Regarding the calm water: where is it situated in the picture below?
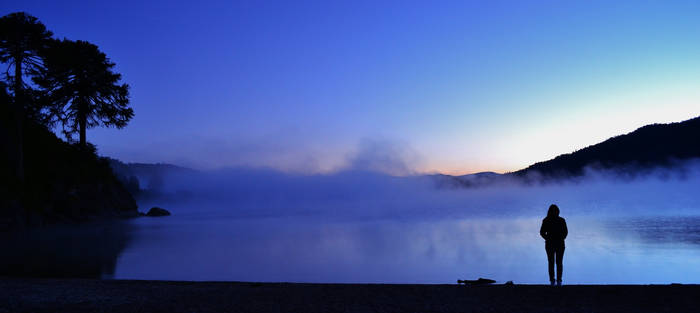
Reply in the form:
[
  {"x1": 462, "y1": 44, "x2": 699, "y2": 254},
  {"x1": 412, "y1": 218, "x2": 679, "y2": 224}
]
[
  {"x1": 8, "y1": 169, "x2": 698, "y2": 284},
  {"x1": 109, "y1": 169, "x2": 700, "y2": 284},
  {"x1": 112, "y1": 211, "x2": 700, "y2": 284}
]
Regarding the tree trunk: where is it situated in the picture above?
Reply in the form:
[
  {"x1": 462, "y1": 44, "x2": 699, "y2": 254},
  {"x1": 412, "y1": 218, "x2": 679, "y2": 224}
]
[
  {"x1": 79, "y1": 107, "x2": 87, "y2": 148},
  {"x1": 12, "y1": 56, "x2": 24, "y2": 182}
]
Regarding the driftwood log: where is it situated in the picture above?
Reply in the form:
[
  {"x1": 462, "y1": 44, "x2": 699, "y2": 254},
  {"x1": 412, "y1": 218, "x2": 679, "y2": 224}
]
[{"x1": 457, "y1": 278, "x2": 496, "y2": 286}]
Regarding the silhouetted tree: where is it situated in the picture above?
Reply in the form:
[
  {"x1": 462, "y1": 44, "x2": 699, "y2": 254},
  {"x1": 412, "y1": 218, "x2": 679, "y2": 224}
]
[
  {"x1": 0, "y1": 12, "x2": 53, "y2": 181},
  {"x1": 37, "y1": 39, "x2": 132, "y2": 147}
]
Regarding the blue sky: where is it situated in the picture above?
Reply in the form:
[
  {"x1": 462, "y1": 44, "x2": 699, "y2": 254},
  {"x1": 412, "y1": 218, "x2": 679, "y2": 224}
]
[{"x1": 3, "y1": 0, "x2": 700, "y2": 174}]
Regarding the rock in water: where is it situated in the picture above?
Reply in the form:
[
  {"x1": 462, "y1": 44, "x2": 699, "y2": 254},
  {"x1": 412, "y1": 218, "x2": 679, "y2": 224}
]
[{"x1": 146, "y1": 207, "x2": 171, "y2": 217}]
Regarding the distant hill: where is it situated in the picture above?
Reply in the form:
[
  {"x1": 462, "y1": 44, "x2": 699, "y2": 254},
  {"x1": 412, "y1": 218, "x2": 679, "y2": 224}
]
[
  {"x1": 512, "y1": 115, "x2": 700, "y2": 180},
  {"x1": 431, "y1": 172, "x2": 503, "y2": 188},
  {"x1": 115, "y1": 115, "x2": 700, "y2": 190},
  {"x1": 432, "y1": 115, "x2": 700, "y2": 187},
  {"x1": 107, "y1": 159, "x2": 195, "y2": 199}
]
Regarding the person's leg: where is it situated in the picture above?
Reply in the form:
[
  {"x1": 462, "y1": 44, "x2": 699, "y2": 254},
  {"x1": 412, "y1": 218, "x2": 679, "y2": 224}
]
[
  {"x1": 556, "y1": 246, "x2": 565, "y2": 284},
  {"x1": 546, "y1": 245, "x2": 555, "y2": 284}
]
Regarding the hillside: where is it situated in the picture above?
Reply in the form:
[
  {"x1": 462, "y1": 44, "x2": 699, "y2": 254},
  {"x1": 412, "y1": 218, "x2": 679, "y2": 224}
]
[
  {"x1": 431, "y1": 172, "x2": 502, "y2": 188},
  {"x1": 434, "y1": 115, "x2": 700, "y2": 186},
  {"x1": 513, "y1": 115, "x2": 700, "y2": 179},
  {"x1": 108, "y1": 159, "x2": 195, "y2": 200},
  {"x1": 0, "y1": 112, "x2": 138, "y2": 229}
]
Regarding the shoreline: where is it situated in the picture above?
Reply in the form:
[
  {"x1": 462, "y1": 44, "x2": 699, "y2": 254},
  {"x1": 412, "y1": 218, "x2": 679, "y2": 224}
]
[{"x1": 1, "y1": 278, "x2": 698, "y2": 313}]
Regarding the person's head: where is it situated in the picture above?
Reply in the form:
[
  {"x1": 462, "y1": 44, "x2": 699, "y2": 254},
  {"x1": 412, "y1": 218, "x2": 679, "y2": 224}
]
[{"x1": 547, "y1": 204, "x2": 560, "y2": 217}]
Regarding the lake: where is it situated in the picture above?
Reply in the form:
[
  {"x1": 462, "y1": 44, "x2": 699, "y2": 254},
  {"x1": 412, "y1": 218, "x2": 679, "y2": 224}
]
[
  {"x1": 5, "y1": 169, "x2": 700, "y2": 284},
  {"x1": 114, "y1": 215, "x2": 700, "y2": 284}
]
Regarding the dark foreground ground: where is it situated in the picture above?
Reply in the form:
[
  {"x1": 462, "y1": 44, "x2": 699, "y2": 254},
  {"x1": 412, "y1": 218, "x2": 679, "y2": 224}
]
[{"x1": 1, "y1": 278, "x2": 698, "y2": 313}]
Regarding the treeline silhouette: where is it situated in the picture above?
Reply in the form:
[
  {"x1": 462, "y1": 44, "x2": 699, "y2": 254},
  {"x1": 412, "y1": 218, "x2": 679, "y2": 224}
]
[
  {"x1": 107, "y1": 158, "x2": 196, "y2": 201},
  {"x1": 513, "y1": 116, "x2": 700, "y2": 180},
  {"x1": 0, "y1": 12, "x2": 136, "y2": 227}
]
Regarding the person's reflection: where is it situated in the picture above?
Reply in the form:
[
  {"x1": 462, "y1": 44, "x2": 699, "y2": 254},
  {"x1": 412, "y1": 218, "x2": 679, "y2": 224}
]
[{"x1": 539, "y1": 204, "x2": 568, "y2": 286}]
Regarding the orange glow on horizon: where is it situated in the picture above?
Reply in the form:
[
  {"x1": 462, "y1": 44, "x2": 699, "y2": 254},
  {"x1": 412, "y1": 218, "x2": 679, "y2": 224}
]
[{"x1": 417, "y1": 164, "x2": 518, "y2": 176}]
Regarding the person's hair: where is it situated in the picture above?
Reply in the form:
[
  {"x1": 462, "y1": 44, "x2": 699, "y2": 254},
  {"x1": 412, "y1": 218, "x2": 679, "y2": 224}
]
[{"x1": 547, "y1": 204, "x2": 560, "y2": 218}]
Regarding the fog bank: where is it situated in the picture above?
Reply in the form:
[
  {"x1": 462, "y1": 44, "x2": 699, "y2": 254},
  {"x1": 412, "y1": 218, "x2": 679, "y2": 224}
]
[{"x1": 138, "y1": 159, "x2": 700, "y2": 220}]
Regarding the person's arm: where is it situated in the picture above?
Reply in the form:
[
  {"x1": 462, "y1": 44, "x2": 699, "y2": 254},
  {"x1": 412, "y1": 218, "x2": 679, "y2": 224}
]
[
  {"x1": 562, "y1": 219, "x2": 568, "y2": 240},
  {"x1": 540, "y1": 220, "x2": 547, "y2": 240}
]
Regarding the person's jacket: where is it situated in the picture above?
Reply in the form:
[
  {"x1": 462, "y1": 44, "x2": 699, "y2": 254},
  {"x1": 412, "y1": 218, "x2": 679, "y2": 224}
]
[{"x1": 540, "y1": 216, "x2": 568, "y2": 246}]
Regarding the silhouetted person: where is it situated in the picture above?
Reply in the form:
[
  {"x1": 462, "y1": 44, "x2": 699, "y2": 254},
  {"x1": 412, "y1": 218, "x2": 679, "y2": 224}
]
[{"x1": 540, "y1": 204, "x2": 567, "y2": 286}]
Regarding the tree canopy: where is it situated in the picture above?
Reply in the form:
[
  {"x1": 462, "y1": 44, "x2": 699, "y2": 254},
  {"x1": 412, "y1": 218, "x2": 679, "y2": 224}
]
[
  {"x1": 0, "y1": 13, "x2": 137, "y2": 226},
  {"x1": 37, "y1": 39, "x2": 133, "y2": 146},
  {"x1": 0, "y1": 12, "x2": 133, "y2": 148},
  {"x1": 0, "y1": 12, "x2": 53, "y2": 100}
]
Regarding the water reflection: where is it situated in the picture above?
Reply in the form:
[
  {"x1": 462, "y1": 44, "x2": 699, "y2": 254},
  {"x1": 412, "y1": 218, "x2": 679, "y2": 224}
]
[
  {"x1": 0, "y1": 221, "x2": 132, "y2": 278},
  {"x1": 606, "y1": 216, "x2": 700, "y2": 246},
  {"x1": 114, "y1": 213, "x2": 700, "y2": 284}
]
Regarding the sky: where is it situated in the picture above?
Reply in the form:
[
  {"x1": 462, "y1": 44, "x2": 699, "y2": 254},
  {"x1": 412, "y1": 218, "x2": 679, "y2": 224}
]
[{"x1": 2, "y1": 0, "x2": 700, "y2": 175}]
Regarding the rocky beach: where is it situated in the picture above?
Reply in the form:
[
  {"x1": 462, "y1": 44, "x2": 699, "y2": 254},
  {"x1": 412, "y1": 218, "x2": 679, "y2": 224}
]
[{"x1": 0, "y1": 278, "x2": 697, "y2": 313}]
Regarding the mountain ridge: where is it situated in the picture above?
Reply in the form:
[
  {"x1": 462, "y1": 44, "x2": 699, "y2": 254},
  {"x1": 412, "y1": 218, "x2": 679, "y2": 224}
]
[
  {"x1": 512, "y1": 115, "x2": 700, "y2": 180},
  {"x1": 109, "y1": 115, "x2": 700, "y2": 187}
]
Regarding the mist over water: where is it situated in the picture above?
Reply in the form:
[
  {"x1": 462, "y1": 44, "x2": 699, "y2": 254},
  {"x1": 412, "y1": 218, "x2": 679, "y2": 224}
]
[{"x1": 115, "y1": 160, "x2": 700, "y2": 284}]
